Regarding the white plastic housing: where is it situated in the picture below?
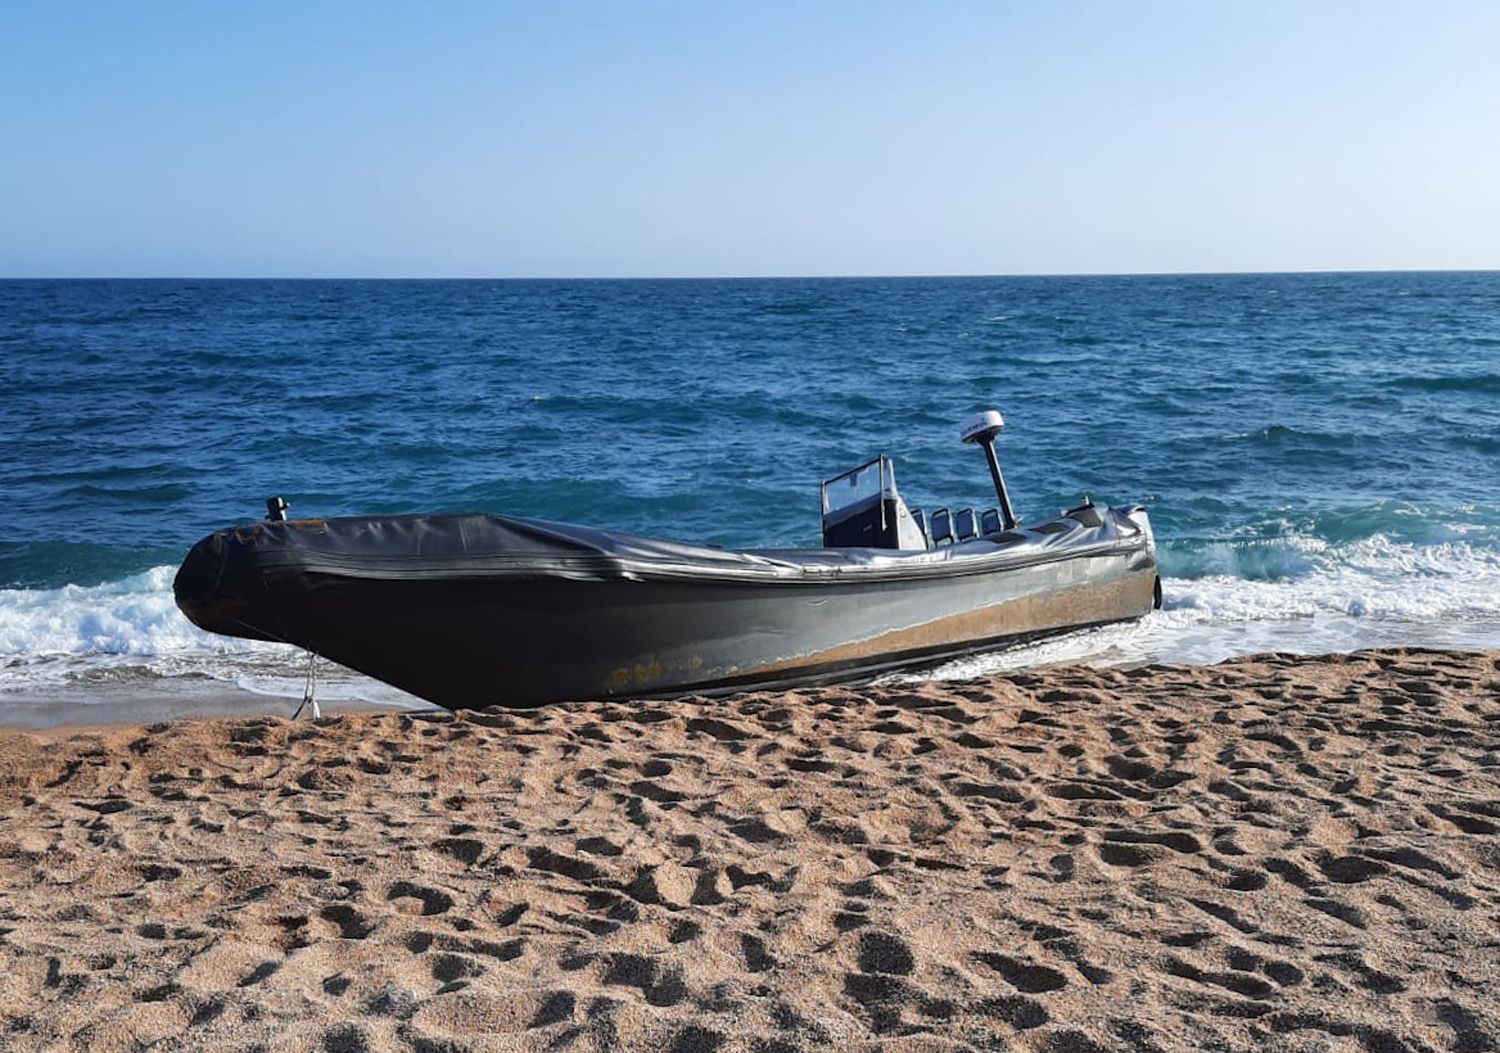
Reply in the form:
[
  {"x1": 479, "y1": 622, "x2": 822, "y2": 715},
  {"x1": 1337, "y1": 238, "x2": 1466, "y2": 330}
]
[{"x1": 960, "y1": 409, "x2": 1005, "y2": 445}]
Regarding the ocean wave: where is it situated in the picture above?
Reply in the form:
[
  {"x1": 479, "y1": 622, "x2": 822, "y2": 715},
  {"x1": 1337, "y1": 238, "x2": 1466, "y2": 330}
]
[
  {"x1": 1161, "y1": 535, "x2": 1500, "y2": 623},
  {"x1": 1236, "y1": 423, "x2": 1360, "y2": 447},
  {"x1": 0, "y1": 567, "x2": 412, "y2": 703},
  {"x1": 1388, "y1": 373, "x2": 1500, "y2": 395},
  {"x1": 15, "y1": 462, "x2": 195, "y2": 486},
  {"x1": 0, "y1": 566, "x2": 263, "y2": 659},
  {"x1": 921, "y1": 535, "x2": 1500, "y2": 681},
  {"x1": 0, "y1": 540, "x2": 186, "y2": 591},
  {"x1": 57, "y1": 482, "x2": 195, "y2": 503},
  {"x1": 1160, "y1": 507, "x2": 1499, "y2": 570}
]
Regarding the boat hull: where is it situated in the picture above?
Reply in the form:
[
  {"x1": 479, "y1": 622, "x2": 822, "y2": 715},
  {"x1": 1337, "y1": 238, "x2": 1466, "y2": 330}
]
[{"x1": 175, "y1": 508, "x2": 1158, "y2": 709}]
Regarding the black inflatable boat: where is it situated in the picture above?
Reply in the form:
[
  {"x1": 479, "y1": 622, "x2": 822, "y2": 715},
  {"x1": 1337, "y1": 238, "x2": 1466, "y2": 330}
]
[{"x1": 175, "y1": 411, "x2": 1159, "y2": 709}]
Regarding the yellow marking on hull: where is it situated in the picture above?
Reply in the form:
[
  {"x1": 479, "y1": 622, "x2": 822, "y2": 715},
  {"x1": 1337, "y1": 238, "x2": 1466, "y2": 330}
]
[
  {"x1": 718, "y1": 571, "x2": 1155, "y2": 680},
  {"x1": 599, "y1": 570, "x2": 1153, "y2": 695}
]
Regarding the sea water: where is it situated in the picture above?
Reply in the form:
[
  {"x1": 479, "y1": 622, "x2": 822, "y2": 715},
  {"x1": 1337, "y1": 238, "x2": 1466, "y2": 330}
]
[{"x1": 2, "y1": 274, "x2": 1498, "y2": 710}]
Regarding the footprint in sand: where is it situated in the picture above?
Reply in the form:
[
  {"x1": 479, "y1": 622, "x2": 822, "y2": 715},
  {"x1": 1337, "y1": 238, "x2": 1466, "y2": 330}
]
[
  {"x1": 387, "y1": 881, "x2": 455, "y2": 916},
  {"x1": 857, "y1": 931, "x2": 914, "y2": 975},
  {"x1": 319, "y1": 904, "x2": 374, "y2": 940},
  {"x1": 974, "y1": 952, "x2": 1069, "y2": 993}
]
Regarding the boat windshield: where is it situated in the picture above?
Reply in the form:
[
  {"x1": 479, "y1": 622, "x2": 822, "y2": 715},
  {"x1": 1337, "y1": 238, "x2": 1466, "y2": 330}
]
[{"x1": 821, "y1": 456, "x2": 894, "y2": 515}]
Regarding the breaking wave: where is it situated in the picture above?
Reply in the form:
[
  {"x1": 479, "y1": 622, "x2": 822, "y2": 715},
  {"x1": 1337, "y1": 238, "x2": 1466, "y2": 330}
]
[
  {"x1": 919, "y1": 532, "x2": 1500, "y2": 681},
  {"x1": 0, "y1": 567, "x2": 416, "y2": 705}
]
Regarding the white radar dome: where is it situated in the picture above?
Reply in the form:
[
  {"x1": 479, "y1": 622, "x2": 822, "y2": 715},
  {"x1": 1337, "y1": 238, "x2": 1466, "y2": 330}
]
[{"x1": 959, "y1": 409, "x2": 1005, "y2": 446}]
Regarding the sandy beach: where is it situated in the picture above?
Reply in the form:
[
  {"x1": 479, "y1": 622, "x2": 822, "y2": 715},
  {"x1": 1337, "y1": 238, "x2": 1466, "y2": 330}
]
[{"x1": 1, "y1": 647, "x2": 1497, "y2": 1052}]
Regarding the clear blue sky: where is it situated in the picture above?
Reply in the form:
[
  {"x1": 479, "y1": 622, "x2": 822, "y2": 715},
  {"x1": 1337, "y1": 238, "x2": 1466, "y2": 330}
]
[{"x1": 2, "y1": 1, "x2": 1497, "y2": 277}]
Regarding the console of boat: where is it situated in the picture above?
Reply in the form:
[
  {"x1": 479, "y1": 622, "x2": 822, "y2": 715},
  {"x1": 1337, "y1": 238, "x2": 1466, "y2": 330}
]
[{"x1": 175, "y1": 409, "x2": 1159, "y2": 709}]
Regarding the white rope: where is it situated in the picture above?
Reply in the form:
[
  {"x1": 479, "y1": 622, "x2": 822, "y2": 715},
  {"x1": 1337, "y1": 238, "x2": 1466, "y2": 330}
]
[{"x1": 292, "y1": 650, "x2": 320, "y2": 720}]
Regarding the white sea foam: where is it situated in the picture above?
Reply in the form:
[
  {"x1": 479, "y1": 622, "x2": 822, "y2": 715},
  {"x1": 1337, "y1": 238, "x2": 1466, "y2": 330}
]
[
  {"x1": 1167, "y1": 534, "x2": 1500, "y2": 621},
  {"x1": 0, "y1": 567, "x2": 417, "y2": 705},
  {"x1": 920, "y1": 533, "x2": 1500, "y2": 681},
  {"x1": 0, "y1": 567, "x2": 216, "y2": 658},
  {"x1": 2, "y1": 534, "x2": 1499, "y2": 705}
]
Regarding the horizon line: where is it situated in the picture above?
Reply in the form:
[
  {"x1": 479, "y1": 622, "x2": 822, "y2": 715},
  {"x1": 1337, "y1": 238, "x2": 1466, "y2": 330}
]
[{"x1": 2, "y1": 267, "x2": 1498, "y2": 282}]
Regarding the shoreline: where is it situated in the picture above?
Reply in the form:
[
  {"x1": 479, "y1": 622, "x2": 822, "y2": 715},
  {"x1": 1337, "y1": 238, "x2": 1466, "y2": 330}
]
[
  {"x1": 2, "y1": 646, "x2": 1497, "y2": 1051},
  {"x1": 2, "y1": 640, "x2": 1495, "y2": 733},
  {"x1": 0, "y1": 679, "x2": 421, "y2": 732}
]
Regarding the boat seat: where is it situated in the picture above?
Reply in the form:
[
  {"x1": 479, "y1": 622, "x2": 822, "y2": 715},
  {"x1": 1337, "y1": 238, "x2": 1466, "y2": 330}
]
[
  {"x1": 911, "y1": 508, "x2": 932, "y2": 549},
  {"x1": 953, "y1": 508, "x2": 979, "y2": 542},
  {"x1": 980, "y1": 508, "x2": 1001, "y2": 535},
  {"x1": 929, "y1": 508, "x2": 954, "y2": 546}
]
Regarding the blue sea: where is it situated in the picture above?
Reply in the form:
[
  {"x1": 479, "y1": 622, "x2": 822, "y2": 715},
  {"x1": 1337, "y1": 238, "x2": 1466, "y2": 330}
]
[{"x1": 2, "y1": 274, "x2": 1498, "y2": 711}]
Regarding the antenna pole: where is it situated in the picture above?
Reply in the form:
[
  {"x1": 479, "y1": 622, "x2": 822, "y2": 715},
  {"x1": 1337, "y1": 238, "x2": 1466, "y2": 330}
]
[
  {"x1": 981, "y1": 440, "x2": 1017, "y2": 530},
  {"x1": 959, "y1": 409, "x2": 1019, "y2": 531}
]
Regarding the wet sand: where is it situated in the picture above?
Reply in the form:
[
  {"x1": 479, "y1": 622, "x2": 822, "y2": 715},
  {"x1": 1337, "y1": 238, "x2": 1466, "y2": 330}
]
[
  {"x1": 1, "y1": 647, "x2": 1497, "y2": 1051},
  {"x1": 0, "y1": 677, "x2": 417, "y2": 731}
]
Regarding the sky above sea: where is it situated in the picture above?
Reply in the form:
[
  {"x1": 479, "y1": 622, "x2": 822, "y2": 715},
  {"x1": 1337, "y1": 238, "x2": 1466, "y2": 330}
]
[{"x1": 1, "y1": 1, "x2": 1498, "y2": 278}]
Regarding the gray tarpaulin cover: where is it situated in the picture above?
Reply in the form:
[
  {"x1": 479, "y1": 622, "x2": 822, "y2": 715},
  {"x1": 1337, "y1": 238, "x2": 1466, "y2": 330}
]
[{"x1": 182, "y1": 507, "x2": 1141, "y2": 589}]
